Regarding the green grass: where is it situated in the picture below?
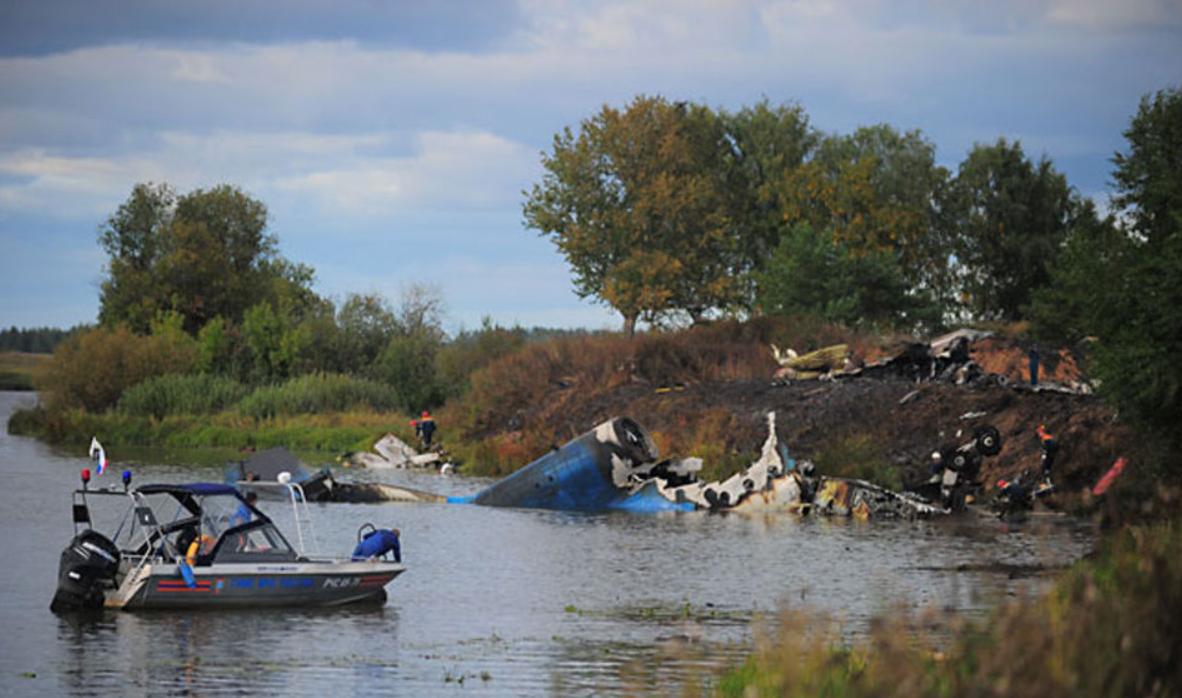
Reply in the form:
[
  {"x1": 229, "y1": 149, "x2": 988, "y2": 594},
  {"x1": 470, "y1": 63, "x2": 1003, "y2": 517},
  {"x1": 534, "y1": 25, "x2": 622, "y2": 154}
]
[{"x1": 7, "y1": 406, "x2": 411, "y2": 454}]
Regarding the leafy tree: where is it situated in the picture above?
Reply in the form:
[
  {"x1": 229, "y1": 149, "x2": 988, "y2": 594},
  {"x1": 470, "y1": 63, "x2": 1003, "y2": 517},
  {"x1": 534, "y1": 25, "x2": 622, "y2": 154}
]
[
  {"x1": 195, "y1": 316, "x2": 234, "y2": 374},
  {"x1": 335, "y1": 293, "x2": 399, "y2": 374},
  {"x1": 98, "y1": 182, "x2": 175, "y2": 332},
  {"x1": 782, "y1": 125, "x2": 954, "y2": 307},
  {"x1": 944, "y1": 139, "x2": 1081, "y2": 321},
  {"x1": 241, "y1": 301, "x2": 310, "y2": 382},
  {"x1": 1088, "y1": 88, "x2": 1182, "y2": 434},
  {"x1": 1112, "y1": 88, "x2": 1182, "y2": 247},
  {"x1": 720, "y1": 100, "x2": 819, "y2": 308},
  {"x1": 374, "y1": 332, "x2": 444, "y2": 412},
  {"x1": 1028, "y1": 203, "x2": 1125, "y2": 343},
  {"x1": 755, "y1": 223, "x2": 938, "y2": 329},
  {"x1": 524, "y1": 95, "x2": 744, "y2": 333},
  {"x1": 98, "y1": 183, "x2": 318, "y2": 335}
]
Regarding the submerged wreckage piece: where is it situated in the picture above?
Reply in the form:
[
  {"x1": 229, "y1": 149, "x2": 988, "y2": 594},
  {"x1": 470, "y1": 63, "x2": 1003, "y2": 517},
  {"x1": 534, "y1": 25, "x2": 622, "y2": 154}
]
[
  {"x1": 812, "y1": 478, "x2": 945, "y2": 519},
  {"x1": 447, "y1": 413, "x2": 946, "y2": 519},
  {"x1": 450, "y1": 417, "x2": 694, "y2": 512},
  {"x1": 341, "y1": 433, "x2": 445, "y2": 469}
]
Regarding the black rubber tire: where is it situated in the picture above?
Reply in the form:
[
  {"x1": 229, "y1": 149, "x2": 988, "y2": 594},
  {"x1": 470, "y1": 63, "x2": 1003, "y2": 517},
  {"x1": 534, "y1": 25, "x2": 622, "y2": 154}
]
[{"x1": 974, "y1": 425, "x2": 1002, "y2": 456}]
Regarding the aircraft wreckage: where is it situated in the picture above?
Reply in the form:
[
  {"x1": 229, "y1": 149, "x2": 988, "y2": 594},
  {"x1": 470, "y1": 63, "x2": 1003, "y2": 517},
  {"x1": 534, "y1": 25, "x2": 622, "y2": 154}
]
[
  {"x1": 242, "y1": 413, "x2": 999, "y2": 517},
  {"x1": 446, "y1": 413, "x2": 967, "y2": 519}
]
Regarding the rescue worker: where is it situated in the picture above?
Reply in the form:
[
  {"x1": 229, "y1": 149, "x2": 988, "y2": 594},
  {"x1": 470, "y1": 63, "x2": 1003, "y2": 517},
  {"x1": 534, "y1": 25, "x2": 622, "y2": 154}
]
[
  {"x1": 929, "y1": 451, "x2": 944, "y2": 478},
  {"x1": 352, "y1": 527, "x2": 401, "y2": 562},
  {"x1": 1036, "y1": 424, "x2": 1058, "y2": 486},
  {"x1": 995, "y1": 478, "x2": 1031, "y2": 518},
  {"x1": 414, "y1": 410, "x2": 437, "y2": 450}
]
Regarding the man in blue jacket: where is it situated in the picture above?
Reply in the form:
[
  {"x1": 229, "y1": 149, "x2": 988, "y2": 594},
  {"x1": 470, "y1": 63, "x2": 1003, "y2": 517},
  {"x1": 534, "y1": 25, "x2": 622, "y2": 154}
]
[{"x1": 352, "y1": 527, "x2": 401, "y2": 562}]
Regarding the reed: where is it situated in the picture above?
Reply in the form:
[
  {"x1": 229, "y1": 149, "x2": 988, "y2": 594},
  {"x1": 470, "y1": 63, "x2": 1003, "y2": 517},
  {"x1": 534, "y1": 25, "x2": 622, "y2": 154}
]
[
  {"x1": 235, "y1": 372, "x2": 400, "y2": 419},
  {"x1": 118, "y1": 373, "x2": 249, "y2": 418}
]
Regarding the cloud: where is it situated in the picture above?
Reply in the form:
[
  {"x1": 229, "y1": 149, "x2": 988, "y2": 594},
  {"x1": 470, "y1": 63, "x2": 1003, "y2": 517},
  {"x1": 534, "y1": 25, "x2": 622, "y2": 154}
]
[
  {"x1": 1046, "y1": 0, "x2": 1182, "y2": 31},
  {"x1": 0, "y1": 127, "x2": 538, "y2": 223},
  {"x1": 274, "y1": 130, "x2": 538, "y2": 215}
]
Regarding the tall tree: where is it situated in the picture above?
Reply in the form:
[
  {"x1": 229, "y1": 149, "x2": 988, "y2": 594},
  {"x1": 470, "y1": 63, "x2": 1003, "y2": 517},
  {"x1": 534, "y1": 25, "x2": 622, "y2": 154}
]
[
  {"x1": 523, "y1": 95, "x2": 743, "y2": 333},
  {"x1": 944, "y1": 139, "x2": 1080, "y2": 321},
  {"x1": 721, "y1": 100, "x2": 818, "y2": 306},
  {"x1": 782, "y1": 126, "x2": 953, "y2": 306},
  {"x1": 97, "y1": 182, "x2": 176, "y2": 332},
  {"x1": 1090, "y1": 88, "x2": 1182, "y2": 434},
  {"x1": 97, "y1": 183, "x2": 317, "y2": 335}
]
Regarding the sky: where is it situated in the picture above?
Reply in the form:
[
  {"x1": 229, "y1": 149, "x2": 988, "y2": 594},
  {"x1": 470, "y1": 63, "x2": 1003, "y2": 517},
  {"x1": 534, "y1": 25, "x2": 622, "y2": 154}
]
[{"x1": 1, "y1": 0, "x2": 1179, "y2": 334}]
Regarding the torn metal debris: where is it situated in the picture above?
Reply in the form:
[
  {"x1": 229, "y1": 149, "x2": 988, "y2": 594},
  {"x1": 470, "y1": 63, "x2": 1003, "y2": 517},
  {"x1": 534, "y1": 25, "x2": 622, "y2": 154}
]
[
  {"x1": 772, "y1": 329, "x2": 1095, "y2": 395},
  {"x1": 447, "y1": 413, "x2": 951, "y2": 519},
  {"x1": 341, "y1": 433, "x2": 448, "y2": 470}
]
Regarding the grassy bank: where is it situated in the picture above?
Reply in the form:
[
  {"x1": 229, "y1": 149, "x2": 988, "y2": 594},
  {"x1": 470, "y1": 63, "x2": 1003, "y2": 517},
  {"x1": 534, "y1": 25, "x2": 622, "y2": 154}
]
[
  {"x1": 0, "y1": 352, "x2": 48, "y2": 390},
  {"x1": 713, "y1": 522, "x2": 1181, "y2": 697},
  {"x1": 8, "y1": 406, "x2": 415, "y2": 454}
]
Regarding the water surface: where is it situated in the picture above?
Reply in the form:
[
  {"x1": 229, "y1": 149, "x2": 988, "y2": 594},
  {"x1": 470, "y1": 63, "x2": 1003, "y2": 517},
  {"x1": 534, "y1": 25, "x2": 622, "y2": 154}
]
[{"x1": 0, "y1": 392, "x2": 1095, "y2": 695}]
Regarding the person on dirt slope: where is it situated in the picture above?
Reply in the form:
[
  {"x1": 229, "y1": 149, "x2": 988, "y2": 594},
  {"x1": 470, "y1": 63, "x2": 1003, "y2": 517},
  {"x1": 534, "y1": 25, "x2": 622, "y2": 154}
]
[{"x1": 1037, "y1": 424, "x2": 1058, "y2": 486}]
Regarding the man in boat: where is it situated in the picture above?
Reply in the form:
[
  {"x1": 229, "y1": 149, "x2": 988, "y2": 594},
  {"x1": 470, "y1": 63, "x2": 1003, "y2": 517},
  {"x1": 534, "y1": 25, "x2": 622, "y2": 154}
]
[
  {"x1": 231, "y1": 491, "x2": 258, "y2": 527},
  {"x1": 353, "y1": 527, "x2": 401, "y2": 563},
  {"x1": 415, "y1": 410, "x2": 437, "y2": 449}
]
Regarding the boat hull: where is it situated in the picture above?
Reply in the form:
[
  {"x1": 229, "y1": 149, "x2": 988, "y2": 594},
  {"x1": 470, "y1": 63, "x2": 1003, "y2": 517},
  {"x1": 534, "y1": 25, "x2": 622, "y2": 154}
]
[{"x1": 111, "y1": 560, "x2": 405, "y2": 610}]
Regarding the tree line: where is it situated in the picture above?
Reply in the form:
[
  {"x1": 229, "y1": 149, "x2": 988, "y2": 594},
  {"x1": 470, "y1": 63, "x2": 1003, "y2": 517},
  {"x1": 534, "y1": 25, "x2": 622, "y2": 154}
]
[
  {"x1": 528, "y1": 87, "x2": 1182, "y2": 468},
  {"x1": 524, "y1": 96, "x2": 1095, "y2": 332},
  {"x1": 0, "y1": 326, "x2": 82, "y2": 353}
]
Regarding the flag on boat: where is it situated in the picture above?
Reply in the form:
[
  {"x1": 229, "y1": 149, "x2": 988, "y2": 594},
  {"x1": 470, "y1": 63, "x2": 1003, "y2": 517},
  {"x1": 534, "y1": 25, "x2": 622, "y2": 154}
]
[{"x1": 89, "y1": 437, "x2": 108, "y2": 476}]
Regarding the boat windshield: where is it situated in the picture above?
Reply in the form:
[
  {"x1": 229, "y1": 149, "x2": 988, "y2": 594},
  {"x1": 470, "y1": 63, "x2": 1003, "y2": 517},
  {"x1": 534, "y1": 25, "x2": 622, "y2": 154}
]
[{"x1": 210, "y1": 520, "x2": 299, "y2": 563}]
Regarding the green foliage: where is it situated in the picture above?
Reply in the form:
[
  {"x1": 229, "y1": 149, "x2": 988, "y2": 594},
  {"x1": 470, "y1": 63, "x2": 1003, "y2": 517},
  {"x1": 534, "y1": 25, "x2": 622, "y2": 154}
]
[
  {"x1": 8, "y1": 404, "x2": 408, "y2": 453},
  {"x1": 195, "y1": 316, "x2": 234, "y2": 374},
  {"x1": 1112, "y1": 88, "x2": 1182, "y2": 247},
  {"x1": 944, "y1": 138, "x2": 1082, "y2": 321},
  {"x1": 756, "y1": 223, "x2": 939, "y2": 330},
  {"x1": 241, "y1": 301, "x2": 310, "y2": 382},
  {"x1": 235, "y1": 373, "x2": 399, "y2": 419},
  {"x1": 785, "y1": 125, "x2": 954, "y2": 304},
  {"x1": 373, "y1": 332, "x2": 445, "y2": 412},
  {"x1": 524, "y1": 95, "x2": 747, "y2": 331},
  {"x1": 1032, "y1": 87, "x2": 1182, "y2": 448},
  {"x1": 98, "y1": 182, "x2": 318, "y2": 334},
  {"x1": 39, "y1": 324, "x2": 197, "y2": 412},
  {"x1": 334, "y1": 293, "x2": 399, "y2": 374},
  {"x1": 118, "y1": 373, "x2": 248, "y2": 419}
]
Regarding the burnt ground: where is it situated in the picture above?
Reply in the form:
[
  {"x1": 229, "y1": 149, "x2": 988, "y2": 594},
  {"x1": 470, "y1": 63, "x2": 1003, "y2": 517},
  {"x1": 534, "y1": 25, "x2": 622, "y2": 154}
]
[
  {"x1": 453, "y1": 331, "x2": 1133, "y2": 507},
  {"x1": 514, "y1": 374, "x2": 1129, "y2": 503}
]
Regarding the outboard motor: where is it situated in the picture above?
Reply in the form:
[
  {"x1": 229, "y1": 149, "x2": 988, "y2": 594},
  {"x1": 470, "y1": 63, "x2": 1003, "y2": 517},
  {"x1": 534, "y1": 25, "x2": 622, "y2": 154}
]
[{"x1": 50, "y1": 530, "x2": 120, "y2": 612}]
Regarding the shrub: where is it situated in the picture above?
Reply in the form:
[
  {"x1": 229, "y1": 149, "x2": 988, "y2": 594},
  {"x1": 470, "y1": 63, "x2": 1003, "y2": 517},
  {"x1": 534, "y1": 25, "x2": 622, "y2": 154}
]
[
  {"x1": 38, "y1": 324, "x2": 197, "y2": 412},
  {"x1": 236, "y1": 372, "x2": 399, "y2": 419},
  {"x1": 118, "y1": 373, "x2": 248, "y2": 419}
]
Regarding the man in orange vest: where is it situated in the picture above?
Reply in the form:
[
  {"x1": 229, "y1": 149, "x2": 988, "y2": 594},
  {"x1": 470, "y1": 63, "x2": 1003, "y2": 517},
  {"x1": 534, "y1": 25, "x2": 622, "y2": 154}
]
[
  {"x1": 415, "y1": 410, "x2": 437, "y2": 449},
  {"x1": 1036, "y1": 424, "x2": 1058, "y2": 486}
]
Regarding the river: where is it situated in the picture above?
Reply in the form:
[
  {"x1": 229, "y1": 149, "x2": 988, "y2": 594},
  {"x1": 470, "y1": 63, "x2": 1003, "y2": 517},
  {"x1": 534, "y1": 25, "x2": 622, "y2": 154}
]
[{"x1": 0, "y1": 391, "x2": 1095, "y2": 696}]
